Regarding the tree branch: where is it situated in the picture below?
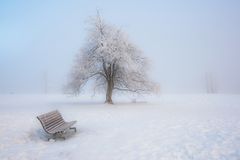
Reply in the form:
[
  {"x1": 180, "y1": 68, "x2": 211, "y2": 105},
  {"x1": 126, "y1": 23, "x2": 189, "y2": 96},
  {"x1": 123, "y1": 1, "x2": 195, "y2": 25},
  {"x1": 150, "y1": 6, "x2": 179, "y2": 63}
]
[
  {"x1": 113, "y1": 87, "x2": 148, "y2": 93},
  {"x1": 85, "y1": 71, "x2": 107, "y2": 81}
]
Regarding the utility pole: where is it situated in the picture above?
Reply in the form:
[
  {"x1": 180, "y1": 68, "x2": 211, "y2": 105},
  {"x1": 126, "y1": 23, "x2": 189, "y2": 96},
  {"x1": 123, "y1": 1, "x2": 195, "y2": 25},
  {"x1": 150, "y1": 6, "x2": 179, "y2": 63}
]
[{"x1": 44, "y1": 71, "x2": 48, "y2": 94}]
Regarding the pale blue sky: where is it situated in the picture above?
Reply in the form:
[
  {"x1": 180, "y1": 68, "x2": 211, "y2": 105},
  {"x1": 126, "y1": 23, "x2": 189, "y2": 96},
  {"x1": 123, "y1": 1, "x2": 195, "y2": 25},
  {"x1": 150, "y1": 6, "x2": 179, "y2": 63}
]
[{"x1": 1, "y1": 0, "x2": 240, "y2": 94}]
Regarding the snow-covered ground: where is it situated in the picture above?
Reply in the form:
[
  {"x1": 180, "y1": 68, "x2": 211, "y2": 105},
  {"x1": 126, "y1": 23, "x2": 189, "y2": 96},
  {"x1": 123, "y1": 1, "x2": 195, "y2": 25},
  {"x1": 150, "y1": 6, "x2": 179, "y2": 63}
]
[{"x1": 0, "y1": 94, "x2": 240, "y2": 160}]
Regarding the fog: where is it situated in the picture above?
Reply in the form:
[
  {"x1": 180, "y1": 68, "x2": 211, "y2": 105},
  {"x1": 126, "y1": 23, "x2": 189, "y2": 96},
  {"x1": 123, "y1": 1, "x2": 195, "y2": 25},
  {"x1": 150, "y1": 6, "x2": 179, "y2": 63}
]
[{"x1": 1, "y1": 0, "x2": 240, "y2": 94}]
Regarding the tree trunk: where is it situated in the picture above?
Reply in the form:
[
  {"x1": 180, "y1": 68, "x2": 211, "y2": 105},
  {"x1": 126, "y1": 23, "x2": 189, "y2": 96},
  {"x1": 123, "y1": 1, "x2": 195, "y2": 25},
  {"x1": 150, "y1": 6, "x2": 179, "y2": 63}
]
[{"x1": 105, "y1": 80, "x2": 113, "y2": 104}]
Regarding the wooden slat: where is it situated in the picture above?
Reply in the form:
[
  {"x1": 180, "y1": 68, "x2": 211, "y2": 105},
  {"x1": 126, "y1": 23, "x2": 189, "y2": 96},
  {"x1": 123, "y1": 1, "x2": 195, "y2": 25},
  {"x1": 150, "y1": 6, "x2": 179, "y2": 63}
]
[
  {"x1": 45, "y1": 118, "x2": 64, "y2": 128},
  {"x1": 38, "y1": 111, "x2": 61, "y2": 122},
  {"x1": 44, "y1": 115, "x2": 62, "y2": 122},
  {"x1": 44, "y1": 116, "x2": 64, "y2": 126},
  {"x1": 38, "y1": 110, "x2": 58, "y2": 119},
  {"x1": 46, "y1": 120, "x2": 65, "y2": 130},
  {"x1": 43, "y1": 112, "x2": 62, "y2": 119},
  {"x1": 49, "y1": 121, "x2": 77, "y2": 133}
]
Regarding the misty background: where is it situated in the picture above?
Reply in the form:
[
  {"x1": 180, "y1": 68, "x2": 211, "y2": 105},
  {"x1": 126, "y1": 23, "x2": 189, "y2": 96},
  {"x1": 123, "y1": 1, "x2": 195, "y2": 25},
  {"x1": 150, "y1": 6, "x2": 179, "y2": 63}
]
[{"x1": 1, "y1": 0, "x2": 240, "y2": 94}]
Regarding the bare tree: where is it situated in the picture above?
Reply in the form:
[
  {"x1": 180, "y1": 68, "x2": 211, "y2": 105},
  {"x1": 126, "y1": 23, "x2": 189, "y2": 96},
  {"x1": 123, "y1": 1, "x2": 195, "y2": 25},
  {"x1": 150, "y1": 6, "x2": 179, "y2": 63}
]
[
  {"x1": 205, "y1": 72, "x2": 217, "y2": 93},
  {"x1": 67, "y1": 14, "x2": 156, "y2": 104}
]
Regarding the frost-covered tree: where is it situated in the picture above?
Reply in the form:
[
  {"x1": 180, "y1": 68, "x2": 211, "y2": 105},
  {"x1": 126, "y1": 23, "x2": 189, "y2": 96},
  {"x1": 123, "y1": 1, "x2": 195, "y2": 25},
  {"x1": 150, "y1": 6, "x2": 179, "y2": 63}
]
[{"x1": 67, "y1": 14, "x2": 156, "y2": 104}]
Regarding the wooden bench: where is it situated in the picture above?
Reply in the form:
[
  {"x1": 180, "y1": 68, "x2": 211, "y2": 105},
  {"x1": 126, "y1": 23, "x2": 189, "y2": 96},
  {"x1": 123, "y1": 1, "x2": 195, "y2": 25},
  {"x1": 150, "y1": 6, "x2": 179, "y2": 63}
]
[{"x1": 37, "y1": 110, "x2": 77, "y2": 140}]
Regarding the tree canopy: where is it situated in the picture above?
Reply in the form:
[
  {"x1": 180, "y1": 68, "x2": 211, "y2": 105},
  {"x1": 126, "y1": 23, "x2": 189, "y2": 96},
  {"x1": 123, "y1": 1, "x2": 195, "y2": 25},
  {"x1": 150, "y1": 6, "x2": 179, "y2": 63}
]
[{"x1": 67, "y1": 14, "x2": 157, "y2": 103}]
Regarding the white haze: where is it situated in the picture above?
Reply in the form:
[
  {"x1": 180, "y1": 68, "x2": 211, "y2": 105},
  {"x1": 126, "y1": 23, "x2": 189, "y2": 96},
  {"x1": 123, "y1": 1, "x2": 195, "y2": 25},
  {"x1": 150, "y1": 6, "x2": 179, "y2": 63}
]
[{"x1": 0, "y1": 0, "x2": 240, "y2": 94}]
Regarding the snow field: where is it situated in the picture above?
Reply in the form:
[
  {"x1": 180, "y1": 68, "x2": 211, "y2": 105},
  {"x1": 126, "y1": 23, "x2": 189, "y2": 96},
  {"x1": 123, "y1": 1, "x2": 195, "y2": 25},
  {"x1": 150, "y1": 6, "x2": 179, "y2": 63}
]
[{"x1": 0, "y1": 94, "x2": 240, "y2": 160}]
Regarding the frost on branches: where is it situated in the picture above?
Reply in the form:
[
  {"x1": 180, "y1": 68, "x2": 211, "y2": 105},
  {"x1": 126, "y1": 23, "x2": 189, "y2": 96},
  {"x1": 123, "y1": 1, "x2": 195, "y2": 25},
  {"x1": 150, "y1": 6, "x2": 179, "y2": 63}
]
[{"x1": 67, "y1": 15, "x2": 157, "y2": 104}]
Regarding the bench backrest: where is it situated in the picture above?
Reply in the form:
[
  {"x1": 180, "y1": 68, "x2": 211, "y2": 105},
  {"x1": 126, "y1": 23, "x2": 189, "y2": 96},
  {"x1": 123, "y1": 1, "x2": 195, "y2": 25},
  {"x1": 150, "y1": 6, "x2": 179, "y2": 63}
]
[{"x1": 37, "y1": 110, "x2": 65, "y2": 134}]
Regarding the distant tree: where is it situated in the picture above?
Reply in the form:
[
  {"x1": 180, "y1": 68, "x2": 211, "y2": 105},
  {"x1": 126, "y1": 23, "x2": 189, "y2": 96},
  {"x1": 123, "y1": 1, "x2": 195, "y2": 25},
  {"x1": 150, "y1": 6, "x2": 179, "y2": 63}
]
[
  {"x1": 67, "y1": 14, "x2": 157, "y2": 104},
  {"x1": 205, "y1": 72, "x2": 217, "y2": 93}
]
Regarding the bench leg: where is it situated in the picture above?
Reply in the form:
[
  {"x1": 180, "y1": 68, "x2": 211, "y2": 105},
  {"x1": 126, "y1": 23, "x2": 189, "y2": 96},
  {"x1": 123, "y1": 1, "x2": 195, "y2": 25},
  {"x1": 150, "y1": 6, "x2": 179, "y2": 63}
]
[
  {"x1": 47, "y1": 128, "x2": 76, "y2": 141},
  {"x1": 49, "y1": 132, "x2": 65, "y2": 140},
  {"x1": 58, "y1": 131, "x2": 66, "y2": 140},
  {"x1": 48, "y1": 134, "x2": 57, "y2": 141},
  {"x1": 70, "y1": 127, "x2": 77, "y2": 132}
]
